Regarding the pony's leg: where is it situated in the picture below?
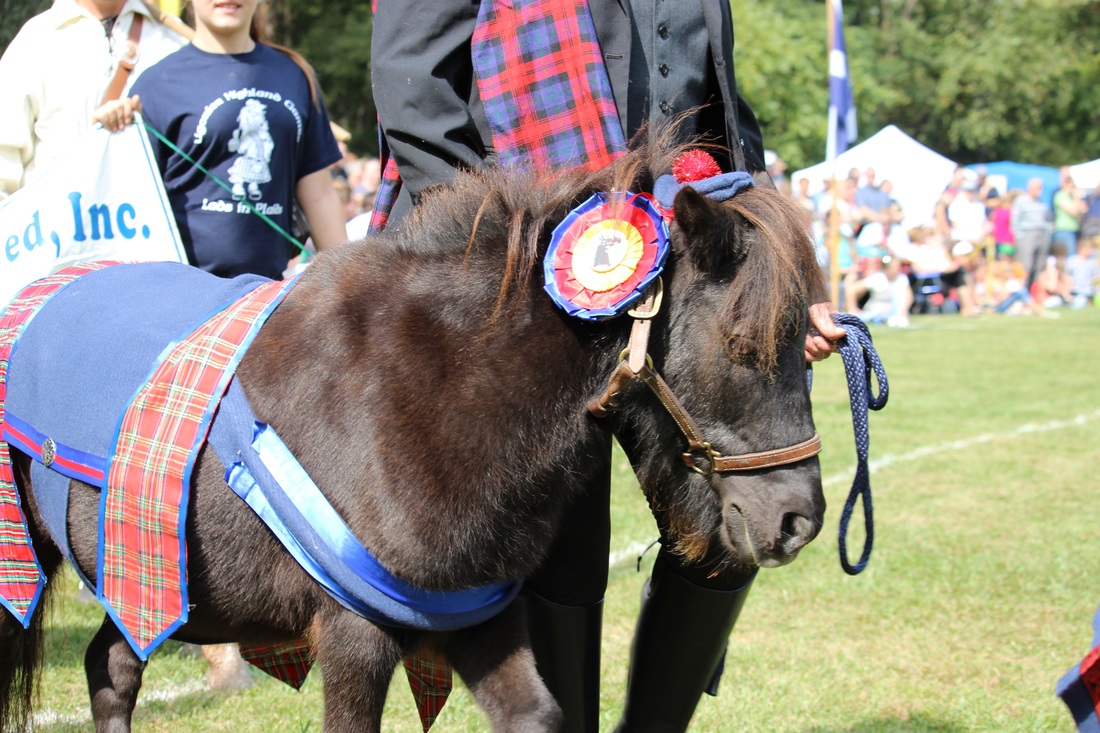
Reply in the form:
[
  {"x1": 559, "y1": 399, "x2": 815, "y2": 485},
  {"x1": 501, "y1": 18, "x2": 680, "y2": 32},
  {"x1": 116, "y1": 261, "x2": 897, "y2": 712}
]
[
  {"x1": 316, "y1": 612, "x2": 404, "y2": 733},
  {"x1": 450, "y1": 601, "x2": 563, "y2": 732},
  {"x1": 0, "y1": 479, "x2": 64, "y2": 731},
  {"x1": 85, "y1": 615, "x2": 146, "y2": 733},
  {"x1": 201, "y1": 643, "x2": 252, "y2": 690}
]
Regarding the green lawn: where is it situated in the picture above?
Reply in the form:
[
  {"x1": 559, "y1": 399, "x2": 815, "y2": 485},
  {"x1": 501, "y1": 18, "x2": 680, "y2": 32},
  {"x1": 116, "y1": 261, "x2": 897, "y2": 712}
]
[{"x1": 28, "y1": 307, "x2": 1100, "y2": 731}]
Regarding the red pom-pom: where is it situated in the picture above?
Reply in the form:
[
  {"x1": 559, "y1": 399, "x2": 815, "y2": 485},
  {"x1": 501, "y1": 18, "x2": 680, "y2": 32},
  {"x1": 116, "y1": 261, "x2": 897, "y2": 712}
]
[{"x1": 672, "y1": 150, "x2": 721, "y2": 183}]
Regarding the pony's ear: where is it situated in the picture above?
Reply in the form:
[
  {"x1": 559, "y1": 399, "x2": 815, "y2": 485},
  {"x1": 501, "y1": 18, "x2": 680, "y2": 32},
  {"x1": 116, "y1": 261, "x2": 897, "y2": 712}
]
[
  {"x1": 672, "y1": 186, "x2": 749, "y2": 276},
  {"x1": 672, "y1": 185, "x2": 722, "y2": 242}
]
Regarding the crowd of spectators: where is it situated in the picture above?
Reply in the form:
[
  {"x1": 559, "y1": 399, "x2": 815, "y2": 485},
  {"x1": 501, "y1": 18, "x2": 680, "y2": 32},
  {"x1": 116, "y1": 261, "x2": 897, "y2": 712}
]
[
  {"x1": 787, "y1": 156, "x2": 1100, "y2": 327},
  {"x1": 322, "y1": 145, "x2": 1100, "y2": 330}
]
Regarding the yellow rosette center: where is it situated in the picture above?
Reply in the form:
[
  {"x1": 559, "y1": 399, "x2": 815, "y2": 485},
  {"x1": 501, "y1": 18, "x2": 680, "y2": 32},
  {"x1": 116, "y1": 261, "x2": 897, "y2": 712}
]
[{"x1": 571, "y1": 220, "x2": 645, "y2": 292}]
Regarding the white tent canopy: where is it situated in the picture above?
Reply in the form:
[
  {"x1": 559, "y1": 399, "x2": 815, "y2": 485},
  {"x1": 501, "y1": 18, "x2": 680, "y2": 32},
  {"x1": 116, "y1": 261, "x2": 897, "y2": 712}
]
[
  {"x1": 1068, "y1": 159, "x2": 1100, "y2": 191},
  {"x1": 791, "y1": 125, "x2": 958, "y2": 229}
]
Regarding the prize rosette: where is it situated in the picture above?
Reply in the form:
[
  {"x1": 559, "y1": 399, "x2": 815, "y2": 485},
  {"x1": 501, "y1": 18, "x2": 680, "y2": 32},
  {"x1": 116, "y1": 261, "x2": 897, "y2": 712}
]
[{"x1": 543, "y1": 191, "x2": 670, "y2": 321}]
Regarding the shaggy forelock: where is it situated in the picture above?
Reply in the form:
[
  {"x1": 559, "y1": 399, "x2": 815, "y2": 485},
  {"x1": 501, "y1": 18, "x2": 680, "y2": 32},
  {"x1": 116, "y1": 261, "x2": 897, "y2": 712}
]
[{"x1": 716, "y1": 187, "x2": 820, "y2": 373}]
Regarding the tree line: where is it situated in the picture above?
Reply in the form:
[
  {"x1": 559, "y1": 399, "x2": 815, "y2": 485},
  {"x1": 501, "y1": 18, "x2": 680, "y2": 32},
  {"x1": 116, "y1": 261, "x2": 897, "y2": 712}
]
[{"x1": 4, "y1": 0, "x2": 1098, "y2": 169}]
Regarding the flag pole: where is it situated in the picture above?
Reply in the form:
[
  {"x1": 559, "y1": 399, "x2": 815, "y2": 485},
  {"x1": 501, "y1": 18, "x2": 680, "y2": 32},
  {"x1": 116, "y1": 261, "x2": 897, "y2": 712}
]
[{"x1": 826, "y1": 0, "x2": 842, "y2": 309}]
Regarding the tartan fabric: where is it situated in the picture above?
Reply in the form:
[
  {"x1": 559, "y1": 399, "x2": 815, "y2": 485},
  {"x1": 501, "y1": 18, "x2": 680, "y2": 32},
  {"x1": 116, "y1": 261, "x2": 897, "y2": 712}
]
[
  {"x1": 369, "y1": 0, "x2": 626, "y2": 235},
  {"x1": 472, "y1": 0, "x2": 626, "y2": 171},
  {"x1": 0, "y1": 262, "x2": 115, "y2": 626},
  {"x1": 367, "y1": 153, "x2": 401, "y2": 236},
  {"x1": 99, "y1": 276, "x2": 298, "y2": 658},
  {"x1": 1084, "y1": 645, "x2": 1100, "y2": 719},
  {"x1": 239, "y1": 640, "x2": 315, "y2": 690},
  {"x1": 1057, "y1": 602, "x2": 1100, "y2": 732},
  {"x1": 404, "y1": 648, "x2": 455, "y2": 733}
]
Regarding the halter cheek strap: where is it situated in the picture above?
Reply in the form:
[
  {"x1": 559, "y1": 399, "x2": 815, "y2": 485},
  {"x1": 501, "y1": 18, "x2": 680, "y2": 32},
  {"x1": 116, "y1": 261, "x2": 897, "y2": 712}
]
[{"x1": 588, "y1": 280, "x2": 822, "y2": 475}]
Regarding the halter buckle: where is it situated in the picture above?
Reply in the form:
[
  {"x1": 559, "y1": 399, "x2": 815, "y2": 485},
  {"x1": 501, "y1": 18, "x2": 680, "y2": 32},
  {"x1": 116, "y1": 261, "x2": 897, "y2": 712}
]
[
  {"x1": 683, "y1": 442, "x2": 721, "y2": 476},
  {"x1": 627, "y1": 278, "x2": 663, "y2": 319}
]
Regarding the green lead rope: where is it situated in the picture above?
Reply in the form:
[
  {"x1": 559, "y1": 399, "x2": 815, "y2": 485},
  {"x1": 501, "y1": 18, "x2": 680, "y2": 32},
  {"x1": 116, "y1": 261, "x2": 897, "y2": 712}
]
[{"x1": 138, "y1": 115, "x2": 312, "y2": 260}]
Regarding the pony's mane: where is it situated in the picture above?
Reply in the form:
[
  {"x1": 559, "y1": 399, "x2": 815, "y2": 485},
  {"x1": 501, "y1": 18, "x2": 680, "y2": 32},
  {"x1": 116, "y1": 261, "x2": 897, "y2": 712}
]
[
  {"x1": 714, "y1": 185, "x2": 823, "y2": 373},
  {"x1": 393, "y1": 141, "x2": 821, "y2": 370},
  {"x1": 397, "y1": 145, "x2": 665, "y2": 314}
]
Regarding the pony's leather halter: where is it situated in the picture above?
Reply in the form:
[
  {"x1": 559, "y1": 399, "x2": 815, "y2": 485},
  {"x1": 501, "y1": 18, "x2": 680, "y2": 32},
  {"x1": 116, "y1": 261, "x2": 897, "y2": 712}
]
[{"x1": 588, "y1": 280, "x2": 822, "y2": 476}]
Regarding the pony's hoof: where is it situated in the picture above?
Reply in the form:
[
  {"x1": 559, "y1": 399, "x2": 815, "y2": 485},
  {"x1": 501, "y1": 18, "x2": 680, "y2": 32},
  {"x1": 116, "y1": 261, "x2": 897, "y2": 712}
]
[{"x1": 202, "y1": 643, "x2": 254, "y2": 691}]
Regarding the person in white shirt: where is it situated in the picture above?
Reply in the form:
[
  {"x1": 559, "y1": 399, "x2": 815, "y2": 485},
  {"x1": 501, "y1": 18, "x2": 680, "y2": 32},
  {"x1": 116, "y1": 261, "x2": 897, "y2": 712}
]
[
  {"x1": 947, "y1": 178, "x2": 988, "y2": 247},
  {"x1": 846, "y1": 255, "x2": 913, "y2": 327},
  {"x1": 0, "y1": 0, "x2": 188, "y2": 199}
]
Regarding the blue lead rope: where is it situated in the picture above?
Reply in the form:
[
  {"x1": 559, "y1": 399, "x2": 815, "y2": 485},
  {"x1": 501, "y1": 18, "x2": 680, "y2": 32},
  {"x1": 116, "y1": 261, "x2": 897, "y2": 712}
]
[{"x1": 814, "y1": 314, "x2": 889, "y2": 575}]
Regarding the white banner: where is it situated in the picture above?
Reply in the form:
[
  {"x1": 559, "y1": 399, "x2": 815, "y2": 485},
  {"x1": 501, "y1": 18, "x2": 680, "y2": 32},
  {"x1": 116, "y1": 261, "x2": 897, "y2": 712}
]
[{"x1": 0, "y1": 122, "x2": 186, "y2": 306}]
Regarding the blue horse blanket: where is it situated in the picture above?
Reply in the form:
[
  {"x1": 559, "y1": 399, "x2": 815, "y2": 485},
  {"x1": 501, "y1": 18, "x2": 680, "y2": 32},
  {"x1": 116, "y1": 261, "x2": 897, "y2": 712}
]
[
  {"x1": 4, "y1": 262, "x2": 269, "y2": 577},
  {"x1": 1, "y1": 262, "x2": 518, "y2": 669}
]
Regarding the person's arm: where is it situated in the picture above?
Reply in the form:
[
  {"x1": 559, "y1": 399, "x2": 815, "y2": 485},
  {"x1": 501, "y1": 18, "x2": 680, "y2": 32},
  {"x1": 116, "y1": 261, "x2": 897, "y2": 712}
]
[
  {"x1": 296, "y1": 169, "x2": 346, "y2": 252},
  {"x1": 371, "y1": 0, "x2": 485, "y2": 202},
  {"x1": 1073, "y1": 190, "x2": 1088, "y2": 217},
  {"x1": 0, "y1": 38, "x2": 36, "y2": 199}
]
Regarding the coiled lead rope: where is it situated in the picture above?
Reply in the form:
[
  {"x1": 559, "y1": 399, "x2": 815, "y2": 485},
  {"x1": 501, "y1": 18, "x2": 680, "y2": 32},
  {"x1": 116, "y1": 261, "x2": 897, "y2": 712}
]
[{"x1": 811, "y1": 314, "x2": 889, "y2": 575}]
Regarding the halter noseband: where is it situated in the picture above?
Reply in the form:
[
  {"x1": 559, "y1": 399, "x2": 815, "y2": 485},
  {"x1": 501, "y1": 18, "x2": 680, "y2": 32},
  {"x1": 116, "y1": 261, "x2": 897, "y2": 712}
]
[{"x1": 588, "y1": 280, "x2": 822, "y2": 476}]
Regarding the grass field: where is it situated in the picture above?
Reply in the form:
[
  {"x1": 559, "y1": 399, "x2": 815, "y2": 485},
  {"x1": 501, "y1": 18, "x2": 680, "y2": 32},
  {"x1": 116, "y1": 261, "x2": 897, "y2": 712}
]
[{"x1": 26, "y1": 307, "x2": 1100, "y2": 732}]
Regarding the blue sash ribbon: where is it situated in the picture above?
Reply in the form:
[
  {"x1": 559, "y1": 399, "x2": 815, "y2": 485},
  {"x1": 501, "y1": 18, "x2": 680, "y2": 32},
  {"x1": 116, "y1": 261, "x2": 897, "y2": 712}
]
[{"x1": 218, "y1": 390, "x2": 519, "y2": 630}]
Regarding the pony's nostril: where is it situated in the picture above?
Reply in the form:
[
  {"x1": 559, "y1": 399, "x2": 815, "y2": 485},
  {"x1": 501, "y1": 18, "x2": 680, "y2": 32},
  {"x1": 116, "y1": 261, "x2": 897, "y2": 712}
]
[{"x1": 780, "y1": 513, "x2": 816, "y2": 553}]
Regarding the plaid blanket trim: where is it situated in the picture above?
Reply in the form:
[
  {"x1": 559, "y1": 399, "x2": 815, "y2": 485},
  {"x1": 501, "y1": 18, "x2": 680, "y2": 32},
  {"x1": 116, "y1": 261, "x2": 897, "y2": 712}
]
[
  {"x1": 97, "y1": 276, "x2": 298, "y2": 659},
  {"x1": 0, "y1": 261, "x2": 117, "y2": 626},
  {"x1": 239, "y1": 640, "x2": 315, "y2": 690},
  {"x1": 367, "y1": 154, "x2": 401, "y2": 236},
  {"x1": 404, "y1": 648, "x2": 455, "y2": 733},
  {"x1": 1084, "y1": 645, "x2": 1100, "y2": 721}
]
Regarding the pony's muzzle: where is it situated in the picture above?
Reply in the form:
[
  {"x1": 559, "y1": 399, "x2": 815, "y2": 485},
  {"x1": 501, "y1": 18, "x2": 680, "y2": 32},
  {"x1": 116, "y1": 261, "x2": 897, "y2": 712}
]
[{"x1": 718, "y1": 467, "x2": 825, "y2": 568}]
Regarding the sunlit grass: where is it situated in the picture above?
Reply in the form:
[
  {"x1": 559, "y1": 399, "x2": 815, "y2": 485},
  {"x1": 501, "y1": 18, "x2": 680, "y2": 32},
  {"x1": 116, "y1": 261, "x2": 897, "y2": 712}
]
[{"x1": 29, "y1": 308, "x2": 1098, "y2": 731}]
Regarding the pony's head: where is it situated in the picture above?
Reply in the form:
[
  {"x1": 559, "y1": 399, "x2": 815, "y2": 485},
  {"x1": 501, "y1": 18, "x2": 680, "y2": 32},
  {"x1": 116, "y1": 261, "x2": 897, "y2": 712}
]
[
  {"x1": 380, "y1": 140, "x2": 825, "y2": 577},
  {"x1": 606, "y1": 165, "x2": 826, "y2": 572}
]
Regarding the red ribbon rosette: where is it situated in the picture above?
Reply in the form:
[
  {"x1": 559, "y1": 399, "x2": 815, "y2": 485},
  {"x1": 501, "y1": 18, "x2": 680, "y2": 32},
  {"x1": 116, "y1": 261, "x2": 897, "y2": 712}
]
[{"x1": 543, "y1": 192, "x2": 669, "y2": 320}]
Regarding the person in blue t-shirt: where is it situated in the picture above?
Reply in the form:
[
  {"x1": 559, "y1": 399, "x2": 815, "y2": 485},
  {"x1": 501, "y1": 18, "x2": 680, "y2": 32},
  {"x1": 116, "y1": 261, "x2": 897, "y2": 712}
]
[
  {"x1": 93, "y1": 0, "x2": 345, "y2": 280},
  {"x1": 91, "y1": 0, "x2": 346, "y2": 691}
]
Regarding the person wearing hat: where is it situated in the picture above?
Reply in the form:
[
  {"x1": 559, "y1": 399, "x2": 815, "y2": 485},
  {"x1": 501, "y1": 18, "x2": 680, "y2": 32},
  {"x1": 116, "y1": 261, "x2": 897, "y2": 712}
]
[
  {"x1": 948, "y1": 175, "x2": 988, "y2": 250},
  {"x1": 764, "y1": 149, "x2": 789, "y2": 196}
]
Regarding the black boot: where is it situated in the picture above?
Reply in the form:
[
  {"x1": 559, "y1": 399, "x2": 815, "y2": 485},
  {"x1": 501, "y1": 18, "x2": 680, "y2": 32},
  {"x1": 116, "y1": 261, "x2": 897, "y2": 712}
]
[
  {"x1": 525, "y1": 591, "x2": 603, "y2": 733},
  {"x1": 614, "y1": 557, "x2": 755, "y2": 733}
]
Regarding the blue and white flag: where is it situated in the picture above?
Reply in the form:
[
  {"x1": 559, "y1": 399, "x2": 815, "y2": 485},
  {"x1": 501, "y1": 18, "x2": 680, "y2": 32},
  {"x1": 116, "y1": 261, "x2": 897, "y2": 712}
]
[
  {"x1": 826, "y1": 0, "x2": 858, "y2": 162},
  {"x1": 0, "y1": 122, "x2": 186, "y2": 307}
]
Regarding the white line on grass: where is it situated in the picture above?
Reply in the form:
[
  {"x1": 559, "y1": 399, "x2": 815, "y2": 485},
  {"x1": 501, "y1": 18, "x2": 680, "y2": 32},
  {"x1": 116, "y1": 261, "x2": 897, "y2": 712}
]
[
  {"x1": 821, "y1": 408, "x2": 1100, "y2": 488},
  {"x1": 609, "y1": 408, "x2": 1100, "y2": 568},
  {"x1": 32, "y1": 679, "x2": 205, "y2": 729},
  {"x1": 609, "y1": 540, "x2": 654, "y2": 569}
]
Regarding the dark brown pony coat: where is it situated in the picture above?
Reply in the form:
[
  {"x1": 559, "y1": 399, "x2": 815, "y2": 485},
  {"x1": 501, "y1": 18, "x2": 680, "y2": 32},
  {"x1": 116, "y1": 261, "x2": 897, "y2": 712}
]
[{"x1": 0, "y1": 144, "x2": 825, "y2": 732}]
